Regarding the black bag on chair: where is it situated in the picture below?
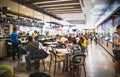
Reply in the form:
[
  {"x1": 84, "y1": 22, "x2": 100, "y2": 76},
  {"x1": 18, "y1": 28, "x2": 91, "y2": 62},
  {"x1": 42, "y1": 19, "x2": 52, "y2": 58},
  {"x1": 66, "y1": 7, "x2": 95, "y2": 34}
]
[
  {"x1": 113, "y1": 50, "x2": 120, "y2": 61},
  {"x1": 19, "y1": 45, "x2": 27, "y2": 55},
  {"x1": 29, "y1": 43, "x2": 49, "y2": 60},
  {"x1": 36, "y1": 49, "x2": 48, "y2": 59}
]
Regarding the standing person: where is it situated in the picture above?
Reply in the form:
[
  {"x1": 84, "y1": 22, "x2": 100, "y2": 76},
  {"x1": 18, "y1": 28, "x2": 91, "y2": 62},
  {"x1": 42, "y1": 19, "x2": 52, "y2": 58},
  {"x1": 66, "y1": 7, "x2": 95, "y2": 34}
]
[
  {"x1": 55, "y1": 34, "x2": 61, "y2": 42},
  {"x1": 75, "y1": 35, "x2": 80, "y2": 44},
  {"x1": 34, "y1": 32, "x2": 40, "y2": 41},
  {"x1": 113, "y1": 24, "x2": 120, "y2": 77},
  {"x1": 67, "y1": 34, "x2": 72, "y2": 43},
  {"x1": 94, "y1": 33, "x2": 98, "y2": 44},
  {"x1": 90, "y1": 32, "x2": 93, "y2": 44},
  {"x1": 11, "y1": 27, "x2": 20, "y2": 60}
]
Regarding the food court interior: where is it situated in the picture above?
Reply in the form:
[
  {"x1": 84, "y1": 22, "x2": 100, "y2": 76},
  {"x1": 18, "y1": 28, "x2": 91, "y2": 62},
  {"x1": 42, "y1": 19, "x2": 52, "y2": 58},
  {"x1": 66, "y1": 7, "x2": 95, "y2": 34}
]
[{"x1": 0, "y1": 0, "x2": 120, "y2": 77}]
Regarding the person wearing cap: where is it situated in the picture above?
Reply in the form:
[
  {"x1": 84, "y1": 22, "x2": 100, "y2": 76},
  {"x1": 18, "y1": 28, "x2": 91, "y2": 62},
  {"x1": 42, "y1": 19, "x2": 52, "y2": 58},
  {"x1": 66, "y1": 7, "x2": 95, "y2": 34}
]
[{"x1": 60, "y1": 36, "x2": 68, "y2": 48}]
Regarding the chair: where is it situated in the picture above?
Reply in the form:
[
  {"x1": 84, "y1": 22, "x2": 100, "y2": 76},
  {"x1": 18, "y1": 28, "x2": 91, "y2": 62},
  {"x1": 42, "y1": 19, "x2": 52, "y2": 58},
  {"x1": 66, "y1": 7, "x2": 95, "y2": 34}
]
[
  {"x1": 71, "y1": 44, "x2": 82, "y2": 55},
  {"x1": 24, "y1": 53, "x2": 46, "y2": 72},
  {"x1": 0, "y1": 65, "x2": 14, "y2": 77},
  {"x1": 49, "y1": 50, "x2": 65, "y2": 76},
  {"x1": 6, "y1": 41, "x2": 12, "y2": 58},
  {"x1": 29, "y1": 72, "x2": 51, "y2": 77},
  {"x1": 70, "y1": 54, "x2": 86, "y2": 77},
  {"x1": 33, "y1": 59, "x2": 45, "y2": 72}
]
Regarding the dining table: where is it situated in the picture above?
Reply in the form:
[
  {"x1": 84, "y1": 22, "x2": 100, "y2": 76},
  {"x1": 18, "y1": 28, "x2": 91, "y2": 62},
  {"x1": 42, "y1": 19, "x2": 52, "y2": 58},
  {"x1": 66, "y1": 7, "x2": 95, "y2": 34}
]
[
  {"x1": 55, "y1": 48, "x2": 70, "y2": 72},
  {"x1": 43, "y1": 42, "x2": 58, "y2": 45}
]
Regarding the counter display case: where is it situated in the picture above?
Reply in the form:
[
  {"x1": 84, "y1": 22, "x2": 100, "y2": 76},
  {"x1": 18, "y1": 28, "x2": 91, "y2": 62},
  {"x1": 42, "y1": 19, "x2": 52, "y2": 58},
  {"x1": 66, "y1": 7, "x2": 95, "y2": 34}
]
[
  {"x1": 98, "y1": 18, "x2": 114, "y2": 57},
  {"x1": 0, "y1": 24, "x2": 13, "y2": 58}
]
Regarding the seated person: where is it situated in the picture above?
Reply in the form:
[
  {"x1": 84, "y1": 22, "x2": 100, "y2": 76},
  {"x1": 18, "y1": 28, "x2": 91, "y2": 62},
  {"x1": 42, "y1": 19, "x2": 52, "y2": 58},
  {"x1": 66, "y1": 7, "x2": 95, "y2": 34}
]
[
  {"x1": 60, "y1": 36, "x2": 68, "y2": 48},
  {"x1": 34, "y1": 32, "x2": 40, "y2": 41},
  {"x1": 25, "y1": 36, "x2": 44, "y2": 70},
  {"x1": 70, "y1": 39, "x2": 82, "y2": 55}
]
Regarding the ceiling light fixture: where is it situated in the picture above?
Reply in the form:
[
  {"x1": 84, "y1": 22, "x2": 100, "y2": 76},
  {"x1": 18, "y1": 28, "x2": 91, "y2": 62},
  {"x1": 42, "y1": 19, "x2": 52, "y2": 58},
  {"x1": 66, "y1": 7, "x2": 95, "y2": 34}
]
[
  {"x1": 92, "y1": 12, "x2": 103, "y2": 15},
  {"x1": 22, "y1": 6, "x2": 26, "y2": 8},
  {"x1": 94, "y1": 4, "x2": 107, "y2": 10},
  {"x1": 45, "y1": 6, "x2": 75, "y2": 10},
  {"x1": 51, "y1": 9, "x2": 81, "y2": 11},
  {"x1": 54, "y1": 11, "x2": 81, "y2": 14},
  {"x1": 40, "y1": 3, "x2": 80, "y2": 7},
  {"x1": 8, "y1": 7, "x2": 10, "y2": 10},
  {"x1": 25, "y1": 13, "x2": 28, "y2": 15},
  {"x1": 91, "y1": 0, "x2": 95, "y2": 3},
  {"x1": 34, "y1": 0, "x2": 72, "y2": 4}
]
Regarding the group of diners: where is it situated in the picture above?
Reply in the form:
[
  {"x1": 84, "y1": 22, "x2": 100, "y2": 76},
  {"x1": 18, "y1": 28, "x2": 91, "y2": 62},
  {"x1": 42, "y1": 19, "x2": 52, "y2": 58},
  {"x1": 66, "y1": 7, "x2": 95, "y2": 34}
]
[{"x1": 9, "y1": 27, "x2": 89, "y2": 77}]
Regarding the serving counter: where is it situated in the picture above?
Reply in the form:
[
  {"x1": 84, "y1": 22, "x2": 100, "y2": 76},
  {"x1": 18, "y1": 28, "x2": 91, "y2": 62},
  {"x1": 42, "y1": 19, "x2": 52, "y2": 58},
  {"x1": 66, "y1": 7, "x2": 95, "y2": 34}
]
[
  {"x1": 0, "y1": 36, "x2": 28, "y2": 58},
  {"x1": 98, "y1": 38, "x2": 113, "y2": 57},
  {"x1": 0, "y1": 39, "x2": 7, "y2": 58}
]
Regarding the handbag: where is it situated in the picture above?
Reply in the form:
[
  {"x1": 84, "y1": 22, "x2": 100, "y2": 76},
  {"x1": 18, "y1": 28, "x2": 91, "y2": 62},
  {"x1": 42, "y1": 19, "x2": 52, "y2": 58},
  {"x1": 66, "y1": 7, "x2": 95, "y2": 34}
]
[
  {"x1": 113, "y1": 50, "x2": 120, "y2": 61},
  {"x1": 113, "y1": 33, "x2": 120, "y2": 61},
  {"x1": 29, "y1": 43, "x2": 48, "y2": 59}
]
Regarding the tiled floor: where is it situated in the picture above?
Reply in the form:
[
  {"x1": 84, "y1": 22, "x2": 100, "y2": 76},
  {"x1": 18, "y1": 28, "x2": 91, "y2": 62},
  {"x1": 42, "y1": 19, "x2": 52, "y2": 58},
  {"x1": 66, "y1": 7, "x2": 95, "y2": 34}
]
[{"x1": 0, "y1": 42, "x2": 116, "y2": 77}]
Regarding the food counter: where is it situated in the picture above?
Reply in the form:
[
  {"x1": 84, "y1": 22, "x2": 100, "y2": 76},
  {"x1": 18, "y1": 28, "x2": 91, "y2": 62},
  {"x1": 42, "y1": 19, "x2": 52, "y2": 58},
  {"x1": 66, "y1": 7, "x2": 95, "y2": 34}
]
[
  {"x1": 0, "y1": 36, "x2": 28, "y2": 58},
  {"x1": 98, "y1": 38, "x2": 114, "y2": 57},
  {"x1": 0, "y1": 39, "x2": 7, "y2": 58}
]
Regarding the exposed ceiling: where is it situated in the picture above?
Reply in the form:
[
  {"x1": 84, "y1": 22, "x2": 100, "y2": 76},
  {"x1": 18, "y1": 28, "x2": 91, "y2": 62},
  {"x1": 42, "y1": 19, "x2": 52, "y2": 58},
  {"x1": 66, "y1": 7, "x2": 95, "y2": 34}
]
[
  {"x1": 31, "y1": 0, "x2": 85, "y2": 25},
  {"x1": 11, "y1": 0, "x2": 85, "y2": 25},
  {"x1": 32, "y1": 0, "x2": 82, "y2": 14},
  {"x1": 0, "y1": 0, "x2": 113, "y2": 28}
]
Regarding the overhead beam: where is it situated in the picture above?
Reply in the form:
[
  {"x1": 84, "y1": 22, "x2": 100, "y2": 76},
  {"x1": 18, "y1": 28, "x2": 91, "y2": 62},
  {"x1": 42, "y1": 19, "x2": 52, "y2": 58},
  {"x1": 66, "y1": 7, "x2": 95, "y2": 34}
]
[
  {"x1": 51, "y1": 9, "x2": 82, "y2": 12},
  {"x1": 54, "y1": 11, "x2": 82, "y2": 13},
  {"x1": 32, "y1": 0, "x2": 79, "y2": 3},
  {"x1": 0, "y1": 9, "x2": 42, "y2": 21},
  {"x1": 36, "y1": 1, "x2": 79, "y2": 6},
  {"x1": 42, "y1": 5, "x2": 80, "y2": 9},
  {"x1": 11, "y1": 0, "x2": 62, "y2": 20},
  {"x1": 34, "y1": 0, "x2": 73, "y2": 5},
  {"x1": 39, "y1": 3, "x2": 80, "y2": 8}
]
